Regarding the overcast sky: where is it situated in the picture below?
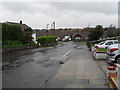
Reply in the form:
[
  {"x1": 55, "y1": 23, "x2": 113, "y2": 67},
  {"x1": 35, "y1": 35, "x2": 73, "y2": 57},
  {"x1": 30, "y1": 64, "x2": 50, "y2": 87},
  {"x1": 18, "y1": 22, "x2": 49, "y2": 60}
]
[{"x1": 0, "y1": 0, "x2": 119, "y2": 29}]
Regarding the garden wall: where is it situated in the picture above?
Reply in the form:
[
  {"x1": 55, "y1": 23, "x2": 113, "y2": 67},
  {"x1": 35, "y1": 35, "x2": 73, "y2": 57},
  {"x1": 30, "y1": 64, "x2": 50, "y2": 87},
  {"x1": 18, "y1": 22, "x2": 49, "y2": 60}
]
[{"x1": 2, "y1": 46, "x2": 37, "y2": 53}]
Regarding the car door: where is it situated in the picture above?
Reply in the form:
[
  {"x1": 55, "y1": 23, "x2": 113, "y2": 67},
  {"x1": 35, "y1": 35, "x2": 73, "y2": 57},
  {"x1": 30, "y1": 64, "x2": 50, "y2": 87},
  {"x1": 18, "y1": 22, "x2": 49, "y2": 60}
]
[{"x1": 105, "y1": 41, "x2": 113, "y2": 48}]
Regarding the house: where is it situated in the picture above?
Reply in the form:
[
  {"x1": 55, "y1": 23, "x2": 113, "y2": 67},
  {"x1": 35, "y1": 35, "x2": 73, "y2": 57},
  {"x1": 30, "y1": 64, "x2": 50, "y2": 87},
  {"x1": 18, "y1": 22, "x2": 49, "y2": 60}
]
[
  {"x1": 6, "y1": 20, "x2": 30, "y2": 31},
  {"x1": 33, "y1": 28, "x2": 90, "y2": 41},
  {"x1": 6, "y1": 21, "x2": 33, "y2": 43},
  {"x1": 72, "y1": 33, "x2": 86, "y2": 41}
]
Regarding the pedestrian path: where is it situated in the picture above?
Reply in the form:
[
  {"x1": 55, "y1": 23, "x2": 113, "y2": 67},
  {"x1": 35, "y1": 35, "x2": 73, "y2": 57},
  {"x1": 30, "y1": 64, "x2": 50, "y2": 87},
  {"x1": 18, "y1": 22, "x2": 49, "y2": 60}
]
[{"x1": 44, "y1": 45, "x2": 110, "y2": 88}]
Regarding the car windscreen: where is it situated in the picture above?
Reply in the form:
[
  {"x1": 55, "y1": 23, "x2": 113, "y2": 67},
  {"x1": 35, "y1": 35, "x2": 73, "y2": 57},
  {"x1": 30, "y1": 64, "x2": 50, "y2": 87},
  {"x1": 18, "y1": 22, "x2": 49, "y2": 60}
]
[{"x1": 98, "y1": 41, "x2": 105, "y2": 45}]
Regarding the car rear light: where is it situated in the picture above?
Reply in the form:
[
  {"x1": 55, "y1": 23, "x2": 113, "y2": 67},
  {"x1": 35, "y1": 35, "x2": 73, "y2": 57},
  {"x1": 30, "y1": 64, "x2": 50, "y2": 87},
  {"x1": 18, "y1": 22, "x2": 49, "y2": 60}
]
[
  {"x1": 109, "y1": 48, "x2": 118, "y2": 52},
  {"x1": 95, "y1": 46, "x2": 99, "y2": 48}
]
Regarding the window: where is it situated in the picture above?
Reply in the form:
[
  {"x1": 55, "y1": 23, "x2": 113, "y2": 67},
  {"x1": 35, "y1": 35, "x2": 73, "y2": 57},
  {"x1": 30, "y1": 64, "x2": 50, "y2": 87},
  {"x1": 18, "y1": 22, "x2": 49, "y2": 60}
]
[
  {"x1": 75, "y1": 37, "x2": 80, "y2": 40},
  {"x1": 114, "y1": 41, "x2": 120, "y2": 44},
  {"x1": 105, "y1": 41, "x2": 113, "y2": 45},
  {"x1": 98, "y1": 41, "x2": 105, "y2": 45}
]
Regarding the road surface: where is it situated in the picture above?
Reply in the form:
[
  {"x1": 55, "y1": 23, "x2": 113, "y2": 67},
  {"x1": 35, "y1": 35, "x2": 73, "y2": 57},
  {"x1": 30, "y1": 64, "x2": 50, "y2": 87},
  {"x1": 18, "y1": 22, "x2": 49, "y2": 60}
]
[{"x1": 2, "y1": 41, "x2": 109, "y2": 88}]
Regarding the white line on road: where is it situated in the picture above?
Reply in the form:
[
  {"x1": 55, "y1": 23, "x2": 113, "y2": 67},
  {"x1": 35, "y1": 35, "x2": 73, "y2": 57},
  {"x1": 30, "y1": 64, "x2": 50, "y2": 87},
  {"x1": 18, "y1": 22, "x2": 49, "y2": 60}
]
[{"x1": 62, "y1": 50, "x2": 72, "y2": 57}]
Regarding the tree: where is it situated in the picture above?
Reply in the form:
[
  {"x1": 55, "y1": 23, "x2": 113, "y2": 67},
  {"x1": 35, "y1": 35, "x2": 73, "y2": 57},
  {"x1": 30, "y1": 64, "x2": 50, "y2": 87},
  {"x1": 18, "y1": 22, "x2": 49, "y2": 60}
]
[
  {"x1": 116, "y1": 28, "x2": 120, "y2": 36},
  {"x1": 88, "y1": 25, "x2": 103, "y2": 41},
  {"x1": 107, "y1": 25, "x2": 116, "y2": 37},
  {"x1": 22, "y1": 27, "x2": 33, "y2": 44}
]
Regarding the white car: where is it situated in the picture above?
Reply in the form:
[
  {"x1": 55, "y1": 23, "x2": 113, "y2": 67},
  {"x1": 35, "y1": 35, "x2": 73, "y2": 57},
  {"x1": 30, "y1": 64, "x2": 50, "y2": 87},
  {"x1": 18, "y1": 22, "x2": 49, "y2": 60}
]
[
  {"x1": 95, "y1": 40, "x2": 118, "y2": 48},
  {"x1": 107, "y1": 43, "x2": 120, "y2": 63}
]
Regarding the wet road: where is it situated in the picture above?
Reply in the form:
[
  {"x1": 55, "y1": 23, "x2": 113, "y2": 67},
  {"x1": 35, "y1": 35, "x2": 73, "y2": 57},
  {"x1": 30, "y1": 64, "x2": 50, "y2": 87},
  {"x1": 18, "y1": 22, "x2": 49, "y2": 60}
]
[
  {"x1": 2, "y1": 41, "x2": 78, "y2": 88},
  {"x1": 2, "y1": 41, "x2": 109, "y2": 88},
  {"x1": 43, "y1": 44, "x2": 109, "y2": 88}
]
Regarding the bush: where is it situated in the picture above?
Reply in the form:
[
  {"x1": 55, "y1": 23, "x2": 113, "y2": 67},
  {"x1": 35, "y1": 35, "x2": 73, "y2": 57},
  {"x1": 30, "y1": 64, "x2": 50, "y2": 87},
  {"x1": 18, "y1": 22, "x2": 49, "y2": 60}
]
[
  {"x1": 31, "y1": 42, "x2": 37, "y2": 46},
  {"x1": 37, "y1": 36, "x2": 58, "y2": 46},
  {"x1": 3, "y1": 40, "x2": 23, "y2": 48},
  {"x1": 2, "y1": 40, "x2": 37, "y2": 48},
  {"x1": 37, "y1": 36, "x2": 47, "y2": 46}
]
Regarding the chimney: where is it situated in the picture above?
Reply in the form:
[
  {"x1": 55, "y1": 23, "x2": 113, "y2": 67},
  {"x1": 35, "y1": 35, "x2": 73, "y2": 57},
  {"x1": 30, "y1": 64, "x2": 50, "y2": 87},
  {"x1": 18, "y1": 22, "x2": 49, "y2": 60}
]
[{"x1": 20, "y1": 20, "x2": 22, "y2": 24}]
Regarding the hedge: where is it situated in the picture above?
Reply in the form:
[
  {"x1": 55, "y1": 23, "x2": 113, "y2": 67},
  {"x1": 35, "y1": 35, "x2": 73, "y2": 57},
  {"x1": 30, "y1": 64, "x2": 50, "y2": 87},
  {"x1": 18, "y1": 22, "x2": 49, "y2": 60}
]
[
  {"x1": 37, "y1": 36, "x2": 58, "y2": 46},
  {"x1": 2, "y1": 23, "x2": 23, "y2": 41},
  {"x1": 3, "y1": 40, "x2": 37, "y2": 48}
]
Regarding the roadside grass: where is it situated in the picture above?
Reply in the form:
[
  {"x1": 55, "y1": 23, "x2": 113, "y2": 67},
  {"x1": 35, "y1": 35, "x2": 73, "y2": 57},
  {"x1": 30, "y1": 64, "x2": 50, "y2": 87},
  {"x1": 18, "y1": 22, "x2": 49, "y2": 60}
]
[
  {"x1": 3, "y1": 44, "x2": 25, "y2": 48},
  {"x1": 96, "y1": 48, "x2": 107, "y2": 52},
  {"x1": 3, "y1": 42, "x2": 37, "y2": 48},
  {"x1": 58, "y1": 42, "x2": 65, "y2": 45},
  {"x1": 80, "y1": 42, "x2": 86, "y2": 45}
]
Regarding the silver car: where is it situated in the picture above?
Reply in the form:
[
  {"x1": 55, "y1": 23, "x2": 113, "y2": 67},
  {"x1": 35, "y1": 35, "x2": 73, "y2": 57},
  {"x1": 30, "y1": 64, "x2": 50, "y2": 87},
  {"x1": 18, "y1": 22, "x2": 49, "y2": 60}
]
[
  {"x1": 107, "y1": 41, "x2": 120, "y2": 63},
  {"x1": 95, "y1": 40, "x2": 118, "y2": 48}
]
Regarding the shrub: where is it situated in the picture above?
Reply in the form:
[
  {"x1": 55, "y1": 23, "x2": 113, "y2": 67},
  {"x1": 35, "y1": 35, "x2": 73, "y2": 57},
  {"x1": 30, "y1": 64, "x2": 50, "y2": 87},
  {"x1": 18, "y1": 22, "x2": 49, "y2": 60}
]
[
  {"x1": 31, "y1": 42, "x2": 37, "y2": 46},
  {"x1": 37, "y1": 36, "x2": 47, "y2": 46},
  {"x1": 37, "y1": 36, "x2": 58, "y2": 46}
]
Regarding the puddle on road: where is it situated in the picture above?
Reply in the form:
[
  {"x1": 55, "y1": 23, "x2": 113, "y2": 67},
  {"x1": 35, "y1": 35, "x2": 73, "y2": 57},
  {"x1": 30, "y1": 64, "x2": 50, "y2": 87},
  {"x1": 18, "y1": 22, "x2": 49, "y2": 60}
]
[
  {"x1": 2, "y1": 59, "x2": 34, "y2": 71},
  {"x1": 39, "y1": 50, "x2": 46, "y2": 52},
  {"x1": 42, "y1": 63, "x2": 52, "y2": 67},
  {"x1": 35, "y1": 59, "x2": 49, "y2": 64},
  {"x1": 74, "y1": 46, "x2": 84, "y2": 49}
]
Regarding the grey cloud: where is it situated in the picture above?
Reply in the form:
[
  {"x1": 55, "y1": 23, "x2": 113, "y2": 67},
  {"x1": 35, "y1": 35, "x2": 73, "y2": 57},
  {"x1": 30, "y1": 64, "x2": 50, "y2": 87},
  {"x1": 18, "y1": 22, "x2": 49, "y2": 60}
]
[
  {"x1": 1, "y1": 2, "x2": 118, "y2": 15},
  {"x1": 0, "y1": 2, "x2": 118, "y2": 29},
  {"x1": 48, "y1": 2, "x2": 118, "y2": 15},
  {"x1": 0, "y1": 2, "x2": 36, "y2": 13}
]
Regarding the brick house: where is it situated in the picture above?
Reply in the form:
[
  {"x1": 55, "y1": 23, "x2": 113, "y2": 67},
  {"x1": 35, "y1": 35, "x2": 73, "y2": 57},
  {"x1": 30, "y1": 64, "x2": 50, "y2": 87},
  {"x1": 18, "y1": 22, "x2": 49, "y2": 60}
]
[{"x1": 72, "y1": 33, "x2": 86, "y2": 41}]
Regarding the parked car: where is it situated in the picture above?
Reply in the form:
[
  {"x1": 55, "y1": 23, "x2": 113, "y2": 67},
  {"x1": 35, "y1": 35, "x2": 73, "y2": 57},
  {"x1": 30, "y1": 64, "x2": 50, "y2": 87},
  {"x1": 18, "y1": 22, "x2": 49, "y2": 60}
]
[
  {"x1": 107, "y1": 43, "x2": 120, "y2": 63},
  {"x1": 95, "y1": 40, "x2": 118, "y2": 48},
  {"x1": 62, "y1": 36, "x2": 71, "y2": 42}
]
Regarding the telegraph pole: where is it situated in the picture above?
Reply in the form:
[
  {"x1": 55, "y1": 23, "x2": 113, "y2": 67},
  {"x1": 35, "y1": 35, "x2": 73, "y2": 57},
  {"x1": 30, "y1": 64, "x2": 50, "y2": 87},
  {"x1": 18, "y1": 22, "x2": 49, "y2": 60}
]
[
  {"x1": 46, "y1": 24, "x2": 49, "y2": 36},
  {"x1": 51, "y1": 23, "x2": 53, "y2": 35},
  {"x1": 88, "y1": 23, "x2": 90, "y2": 28},
  {"x1": 53, "y1": 21, "x2": 55, "y2": 36},
  {"x1": 47, "y1": 24, "x2": 49, "y2": 30}
]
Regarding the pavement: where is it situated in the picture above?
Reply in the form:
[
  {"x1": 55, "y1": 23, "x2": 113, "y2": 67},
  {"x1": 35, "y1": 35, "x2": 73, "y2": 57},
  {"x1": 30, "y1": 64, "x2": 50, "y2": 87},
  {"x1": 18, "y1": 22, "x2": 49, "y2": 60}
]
[
  {"x1": 2, "y1": 42, "x2": 110, "y2": 88},
  {"x1": 43, "y1": 45, "x2": 110, "y2": 88}
]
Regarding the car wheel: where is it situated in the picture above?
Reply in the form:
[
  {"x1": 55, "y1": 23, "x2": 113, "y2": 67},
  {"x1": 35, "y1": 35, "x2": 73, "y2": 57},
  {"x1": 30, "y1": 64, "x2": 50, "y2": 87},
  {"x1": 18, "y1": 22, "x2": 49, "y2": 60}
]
[{"x1": 116, "y1": 56, "x2": 120, "y2": 63}]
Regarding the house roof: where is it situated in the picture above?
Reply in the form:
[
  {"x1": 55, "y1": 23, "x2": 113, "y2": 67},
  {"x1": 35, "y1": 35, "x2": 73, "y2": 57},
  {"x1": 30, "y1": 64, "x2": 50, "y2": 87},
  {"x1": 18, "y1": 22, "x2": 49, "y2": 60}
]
[
  {"x1": 33, "y1": 28, "x2": 89, "y2": 39},
  {"x1": 6, "y1": 21, "x2": 30, "y2": 30},
  {"x1": 72, "y1": 33, "x2": 85, "y2": 38}
]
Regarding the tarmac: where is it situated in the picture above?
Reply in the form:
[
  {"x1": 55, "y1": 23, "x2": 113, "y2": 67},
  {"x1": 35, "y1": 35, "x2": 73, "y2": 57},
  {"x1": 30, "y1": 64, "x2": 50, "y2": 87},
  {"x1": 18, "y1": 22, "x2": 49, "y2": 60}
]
[{"x1": 43, "y1": 45, "x2": 110, "y2": 88}]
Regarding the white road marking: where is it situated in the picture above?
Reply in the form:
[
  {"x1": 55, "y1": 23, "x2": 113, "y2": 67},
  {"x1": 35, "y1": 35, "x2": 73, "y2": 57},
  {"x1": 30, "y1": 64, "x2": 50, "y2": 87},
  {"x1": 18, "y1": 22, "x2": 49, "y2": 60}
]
[
  {"x1": 50, "y1": 50, "x2": 72, "y2": 60},
  {"x1": 62, "y1": 50, "x2": 72, "y2": 57}
]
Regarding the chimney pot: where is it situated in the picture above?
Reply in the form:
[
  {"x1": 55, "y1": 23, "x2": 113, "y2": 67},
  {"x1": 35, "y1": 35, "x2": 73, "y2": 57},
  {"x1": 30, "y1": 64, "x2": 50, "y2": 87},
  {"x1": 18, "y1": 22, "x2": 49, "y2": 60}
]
[{"x1": 20, "y1": 20, "x2": 22, "y2": 24}]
